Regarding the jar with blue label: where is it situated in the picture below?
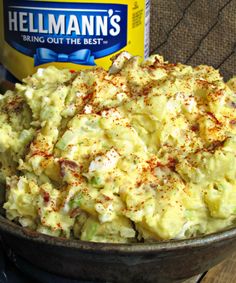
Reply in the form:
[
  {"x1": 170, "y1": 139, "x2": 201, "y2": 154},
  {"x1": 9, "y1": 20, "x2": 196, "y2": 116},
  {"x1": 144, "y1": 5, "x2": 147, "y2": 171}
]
[{"x1": 0, "y1": 0, "x2": 150, "y2": 82}]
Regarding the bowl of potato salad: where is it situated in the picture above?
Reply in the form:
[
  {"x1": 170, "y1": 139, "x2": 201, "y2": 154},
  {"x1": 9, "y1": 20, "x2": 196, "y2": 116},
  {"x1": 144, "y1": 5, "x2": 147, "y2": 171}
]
[{"x1": 1, "y1": 53, "x2": 236, "y2": 282}]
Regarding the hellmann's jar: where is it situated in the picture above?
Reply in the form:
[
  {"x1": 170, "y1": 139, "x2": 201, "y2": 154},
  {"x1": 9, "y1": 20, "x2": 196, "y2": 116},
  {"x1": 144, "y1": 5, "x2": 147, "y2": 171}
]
[{"x1": 0, "y1": 0, "x2": 150, "y2": 83}]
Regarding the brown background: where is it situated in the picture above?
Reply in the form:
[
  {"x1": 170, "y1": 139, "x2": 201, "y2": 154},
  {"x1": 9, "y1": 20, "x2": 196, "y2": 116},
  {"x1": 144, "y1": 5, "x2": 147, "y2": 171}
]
[{"x1": 150, "y1": 0, "x2": 236, "y2": 80}]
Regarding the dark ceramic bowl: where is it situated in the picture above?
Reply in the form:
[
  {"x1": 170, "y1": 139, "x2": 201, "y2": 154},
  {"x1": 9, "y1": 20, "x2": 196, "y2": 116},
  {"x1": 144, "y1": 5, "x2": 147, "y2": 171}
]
[{"x1": 1, "y1": 215, "x2": 236, "y2": 283}]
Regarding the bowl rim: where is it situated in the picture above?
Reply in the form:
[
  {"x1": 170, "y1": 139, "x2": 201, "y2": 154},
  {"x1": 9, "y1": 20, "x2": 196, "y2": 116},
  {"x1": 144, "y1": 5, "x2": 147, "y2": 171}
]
[{"x1": 1, "y1": 215, "x2": 236, "y2": 254}]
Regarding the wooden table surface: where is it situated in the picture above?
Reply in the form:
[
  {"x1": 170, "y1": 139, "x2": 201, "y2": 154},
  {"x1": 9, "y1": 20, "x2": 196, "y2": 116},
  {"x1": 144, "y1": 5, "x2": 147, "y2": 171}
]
[{"x1": 184, "y1": 252, "x2": 236, "y2": 283}]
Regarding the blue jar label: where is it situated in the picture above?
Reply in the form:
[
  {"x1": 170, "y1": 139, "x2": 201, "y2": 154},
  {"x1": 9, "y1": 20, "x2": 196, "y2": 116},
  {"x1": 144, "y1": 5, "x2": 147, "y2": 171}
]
[{"x1": 3, "y1": 0, "x2": 128, "y2": 66}]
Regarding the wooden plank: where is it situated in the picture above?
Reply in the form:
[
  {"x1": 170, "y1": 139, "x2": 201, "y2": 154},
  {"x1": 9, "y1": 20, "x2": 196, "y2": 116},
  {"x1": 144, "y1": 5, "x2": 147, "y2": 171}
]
[{"x1": 200, "y1": 252, "x2": 236, "y2": 283}]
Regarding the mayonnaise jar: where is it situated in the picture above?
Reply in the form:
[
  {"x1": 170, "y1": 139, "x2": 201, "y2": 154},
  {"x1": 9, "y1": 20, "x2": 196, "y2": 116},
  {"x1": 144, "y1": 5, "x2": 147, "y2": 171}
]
[{"x1": 0, "y1": 0, "x2": 150, "y2": 81}]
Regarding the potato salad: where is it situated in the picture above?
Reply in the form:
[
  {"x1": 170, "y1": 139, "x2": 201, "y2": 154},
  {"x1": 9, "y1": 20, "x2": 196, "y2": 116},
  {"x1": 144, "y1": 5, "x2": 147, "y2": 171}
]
[{"x1": 1, "y1": 53, "x2": 236, "y2": 243}]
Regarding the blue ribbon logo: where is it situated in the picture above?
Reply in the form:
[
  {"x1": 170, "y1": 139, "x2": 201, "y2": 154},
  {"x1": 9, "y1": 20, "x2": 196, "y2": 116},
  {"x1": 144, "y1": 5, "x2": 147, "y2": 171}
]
[{"x1": 34, "y1": 48, "x2": 96, "y2": 67}]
